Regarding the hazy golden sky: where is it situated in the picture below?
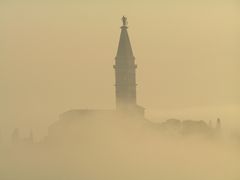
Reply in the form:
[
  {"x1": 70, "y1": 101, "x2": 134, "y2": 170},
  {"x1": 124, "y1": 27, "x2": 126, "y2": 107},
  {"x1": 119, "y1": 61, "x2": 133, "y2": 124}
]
[{"x1": 1, "y1": 0, "x2": 240, "y2": 138}]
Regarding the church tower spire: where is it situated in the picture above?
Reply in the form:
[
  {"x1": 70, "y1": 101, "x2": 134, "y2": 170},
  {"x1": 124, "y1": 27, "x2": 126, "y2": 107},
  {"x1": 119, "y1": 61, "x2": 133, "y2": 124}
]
[
  {"x1": 114, "y1": 17, "x2": 144, "y2": 117},
  {"x1": 116, "y1": 16, "x2": 134, "y2": 61}
]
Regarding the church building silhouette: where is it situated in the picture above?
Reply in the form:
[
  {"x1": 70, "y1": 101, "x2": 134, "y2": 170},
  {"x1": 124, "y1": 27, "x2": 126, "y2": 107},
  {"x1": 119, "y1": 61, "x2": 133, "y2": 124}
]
[
  {"x1": 47, "y1": 17, "x2": 146, "y2": 142},
  {"x1": 46, "y1": 17, "x2": 220, "y2": 143}
]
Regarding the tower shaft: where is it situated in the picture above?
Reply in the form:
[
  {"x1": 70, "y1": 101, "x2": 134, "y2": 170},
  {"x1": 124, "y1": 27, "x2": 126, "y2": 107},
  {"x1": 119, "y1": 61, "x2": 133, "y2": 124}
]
[{"x1": 114, "y1": 17, "x2": 138, "y2": 111}]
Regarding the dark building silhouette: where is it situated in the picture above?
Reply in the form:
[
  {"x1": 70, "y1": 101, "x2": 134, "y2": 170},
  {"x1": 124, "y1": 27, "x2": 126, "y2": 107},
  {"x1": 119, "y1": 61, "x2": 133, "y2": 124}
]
[
  {"x1": 114, "y1": 16, "x2": 144, "y2": 116},
  {"x1": 149, "y1": 118, "x2": 222, "y2": 137},
  {"x1": 11, "y1": 128, "x2": 34, "y2": 145},
  {"x1": 47, "y1": 17, "x2": 146, "y2": 143},
  {"x1": 46, "y1": 17, "x2": 221, "y2": 143},
  {"x1": 114, "y1": 17, "x2": 137, "y2": 108},
  {"x1": 216, "y1": 118, "x2": 221, "y2": 130}
]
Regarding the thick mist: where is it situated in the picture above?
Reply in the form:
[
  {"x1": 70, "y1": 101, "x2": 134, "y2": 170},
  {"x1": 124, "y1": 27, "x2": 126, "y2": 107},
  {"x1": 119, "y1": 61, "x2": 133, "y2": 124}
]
[
  {"x1": 1, "y1": 116, "x2": 240, "y2": 180},
  {"x1": 1, "y1": 0, "x2": 240, "y2": 179},
  {"x1": 1, "y1": 0, "x2": 240, "y2": 140}
]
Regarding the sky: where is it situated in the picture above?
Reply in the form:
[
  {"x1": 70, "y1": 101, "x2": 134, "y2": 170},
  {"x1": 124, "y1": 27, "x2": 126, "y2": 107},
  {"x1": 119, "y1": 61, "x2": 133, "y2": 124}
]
[{"x1": 1, "y1": 0, "x2": 240, "y2": 140}]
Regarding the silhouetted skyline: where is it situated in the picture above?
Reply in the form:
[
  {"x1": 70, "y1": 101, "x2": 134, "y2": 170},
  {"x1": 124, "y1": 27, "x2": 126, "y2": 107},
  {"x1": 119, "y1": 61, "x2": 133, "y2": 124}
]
[{"x1": 1, "y1": 0, "x2": 239, "y2": 140}]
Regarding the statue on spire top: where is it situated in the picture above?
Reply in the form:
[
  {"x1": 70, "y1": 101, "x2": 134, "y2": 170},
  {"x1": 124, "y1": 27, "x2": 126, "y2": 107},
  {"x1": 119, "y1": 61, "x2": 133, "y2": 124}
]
[{"x1": 122, "y1": 16, "x2": 128, "y2": 26}]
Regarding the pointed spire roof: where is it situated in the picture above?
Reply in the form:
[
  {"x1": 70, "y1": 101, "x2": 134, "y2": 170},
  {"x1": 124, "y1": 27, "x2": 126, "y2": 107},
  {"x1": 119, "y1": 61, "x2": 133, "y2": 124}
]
[{"x1": 116, "y1": 16, "x2": 134, "y2": 60}]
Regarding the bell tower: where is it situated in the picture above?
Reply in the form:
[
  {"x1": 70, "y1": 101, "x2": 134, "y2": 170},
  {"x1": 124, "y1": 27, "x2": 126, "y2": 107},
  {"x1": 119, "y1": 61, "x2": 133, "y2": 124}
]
[{"x1": 114, "y1": 17, "x2": 144, "y2": 117}]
